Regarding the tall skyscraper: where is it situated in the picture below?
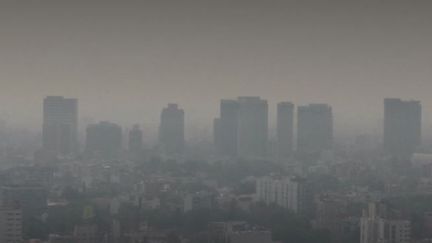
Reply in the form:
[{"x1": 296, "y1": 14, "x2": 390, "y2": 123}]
[
  {"x1": 237, "y1": 97, "x2": 268, "y2": 158},
  {"x1": 214, "y1": 99, "x2": 239, "y2": 157},
  {"x1": 128, "y1": 124, "x2": 143, "y2": 154},
  {"x1": 85, "y1": 121, "x2": 122, "y2": 158},
  {"x1": 158, "y1": 104, "x2": 185, "y2": 155},
  {"x1": 277, "y1": 102, "x2": 294, "y2": 160},
  {"x1": 42, "y1": 96, "x2": 78, "y2": 156},
  {"x1": 297, "y1": 104, "x2": 333, "y2": 154},
  {"x1": 383, "y1": 98, "x2": 421, "y2": 158}
]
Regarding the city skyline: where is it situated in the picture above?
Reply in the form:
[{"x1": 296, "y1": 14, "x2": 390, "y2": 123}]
[
  {"x1": 34, "y1": 95, "x2": 426, "y2": 143},
  {"x1": 37, "y1": 95, "x2": 423, "y2": 155},
  {"x1": 0, "y1": 0, "x2": 431, "y2": 134},
  {"x1": 3, "y1": 93, "x2": 430, "y2": 139},
  {"x1": 0, "y1": 1, "x2": 431, "y2": 242}
]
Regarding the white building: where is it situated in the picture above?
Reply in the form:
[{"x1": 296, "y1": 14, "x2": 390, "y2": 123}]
[
  {"x1": 0, "y1": 206, "x2": 23, "y2": 243},
  {"x1": 256, "y1": 177, "x2": 303, "y2": 213},
  {"x1": 377, "y1": 219, "x2": 411, "y2": 243}
]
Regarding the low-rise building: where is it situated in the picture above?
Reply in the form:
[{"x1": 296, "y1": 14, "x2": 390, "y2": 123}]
[
  {"x1": 360, "y1": 202, "x2": 411, "y2": 243},
  {"x1": 208, "y1": 221, "x2": 274, "y2": 243},
  {"x1": 183, "y1": 191, "x2": 215, "y2": 212},
  {"x1": 256, "y1": 176, "x2": 306, "y2": 213},
  {"x1": 0, "y1": 205, "x2": 22, "y2": 243}
]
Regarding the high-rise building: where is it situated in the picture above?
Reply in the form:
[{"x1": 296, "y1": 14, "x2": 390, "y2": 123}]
[
  {"x1": 158, "y1": 104, "x2": 185, "y2": 155},
  {"x1": 128, "y1": 124, "x2": 143, "y2": 154},
  {"x1": 42, "y1": 96, "x2": 78, "y2": 156},
  {"x1": 383, "y1": 98, "x2": 421, "y2": 158},
  {"x1": 214, "y1": 100, "x2": 239, "y2": 157},
  {"x1": 85, "y1": 121, "x2": 122, "y2": 158},
  {"x1": 237, "y1": 97, "x2": 268, "y2": 158},
  {"x1": 277, "y1": 102, "x2": 294, "y2": 160},
  {"x1": 297, "y1": 104, "x2": 333, "y2": 154},
  {"x1": 213, "y1": 97, "x2": 268, "y2": 159}
]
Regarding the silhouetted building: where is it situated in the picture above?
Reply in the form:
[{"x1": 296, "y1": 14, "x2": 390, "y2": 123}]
[
  {"x1": 237, "y1": 97, "x2": 268, "y2": 158},
  {"x1": 128, "y1": 124, "x2": 143, "y2": 154},
  {"x1": 158, "y1": 104, "x2": 185, "y2": 155},
  {"x1": 85, "y1": 121, "x2": 122, "y2": 158},
  {"x1": 214, "y1": 100, "x2": 239, "y2": 157},
  {"x1": 383, "y1": 98, "x2": 421, "y2": 158},
  {"x1": 297, "y1": 104, "x2": 333, "y2": 154},
  {"x1": 42, "y1": 96, "x2": 78, "y2": 156},
  {"x1": 277, "y1": 102, "x2": 294, "y2": 160}
]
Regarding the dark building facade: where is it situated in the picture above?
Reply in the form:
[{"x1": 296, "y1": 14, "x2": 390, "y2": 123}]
[
  {"x1": 214, "y1": 100, "x2": 239, "y2": 157},
  {"x1": 384, "y1": 98, "x2": 421, "y2": 158},
  {"x1": 236, "y1": 97, "x2": 268, "y2": 158},
  {"x1": 158, "y1": 104, "x2": 185, "y2": 155},
  {"x1": 213, "y1": 97, "x2": 268, "y2": 158},
  {"x1": 42, "y1": 96, "x2": 78, "y2": 156},
  {"x1": 128, "y1": 124, "x2": 143, "y2": 154},
  {"x1": 85, "y1": 121, "x2": 122, "y2": 158},
  {"x1": 297, "y1": 104, "x2": 333, "y2": 154},
  {"x1": 277, "y1": 102, "x2": 294, "y2": 160}
]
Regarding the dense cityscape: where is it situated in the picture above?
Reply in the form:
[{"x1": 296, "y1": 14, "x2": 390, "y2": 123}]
[
  {"x1": 0, "y1": 95, "x2": 430, "y2": 243},
  {"x1": 1, "y1": 1, "x2": 432, "y2": 243}
]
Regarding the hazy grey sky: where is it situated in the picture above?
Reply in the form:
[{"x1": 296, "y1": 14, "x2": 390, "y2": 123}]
[{"x1": 0, "y1": 0, "x2": 431, "y2": 134}]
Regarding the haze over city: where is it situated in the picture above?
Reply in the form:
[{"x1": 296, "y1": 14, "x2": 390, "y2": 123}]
[
  {"x1": 0, "y1": 0, "x2": 432, "y2": 138},
  {"x1": 1, "y1": 1, "x2": 432, "y2": 243}
]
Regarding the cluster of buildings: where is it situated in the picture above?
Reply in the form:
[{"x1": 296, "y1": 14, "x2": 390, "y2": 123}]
[
  {"x1": 40, "y1": 96, "x2": 334, "y2": 162},
  {"x1": 0, "y1": 157, "x2": 430, "y2": 243},
  {"x1": 360, "y1": 202, "x2": 411, "y2": 243},
  {"x1": 40, "y1": 96, "x2": 423, "y2": 164},
  {"x1": 40, "y1": 96, "x2": 185, "y2": 160},
  {"x1": 214, "y1": 97, "x2": 333, "y2": 160},
  {"x1": 0, "y1": 95, "x2": 428, "y2": 243}
]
